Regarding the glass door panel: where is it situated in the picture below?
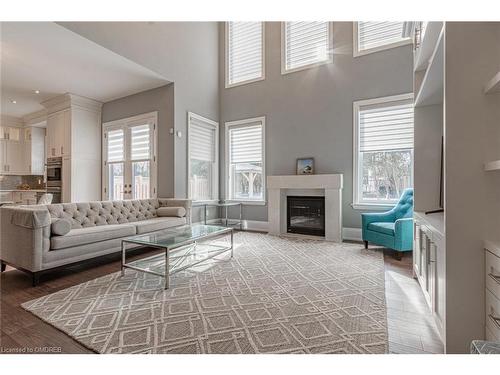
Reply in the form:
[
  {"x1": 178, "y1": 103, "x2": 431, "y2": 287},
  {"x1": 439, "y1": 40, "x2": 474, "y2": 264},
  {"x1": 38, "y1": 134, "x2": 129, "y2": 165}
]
[
  {"x1": 132, "y1": 161, "x2": 150, "y2": 199},
  {"x1": 108, "y1": 163, "x2": 124, "y2": 200}
]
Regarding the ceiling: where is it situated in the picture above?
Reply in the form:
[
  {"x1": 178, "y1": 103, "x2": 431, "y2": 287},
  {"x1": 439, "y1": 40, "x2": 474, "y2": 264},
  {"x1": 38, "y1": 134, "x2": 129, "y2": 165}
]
[{"x1": 0, "y1": 22, "x2": 170, "y2": 118}]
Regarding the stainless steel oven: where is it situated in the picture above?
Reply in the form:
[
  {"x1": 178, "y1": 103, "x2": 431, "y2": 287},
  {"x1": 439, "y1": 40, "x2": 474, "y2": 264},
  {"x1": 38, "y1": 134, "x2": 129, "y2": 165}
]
[{"x1": 46, "y1": 157, "x2": 62, "y2": 188}]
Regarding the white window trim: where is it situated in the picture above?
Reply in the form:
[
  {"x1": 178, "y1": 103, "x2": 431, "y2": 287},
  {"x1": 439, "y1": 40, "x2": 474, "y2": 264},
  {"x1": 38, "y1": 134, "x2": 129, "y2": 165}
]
[
  {"x1": 187, "y1": 112, "x2": 219, "y2": 203},
  {"x1": 225, "y1": 22, "x2": 266, "y2": 89},
  {"x1": 281, "y1": 22, "x2": 333, "y2": 75},
  {"x1": 102, "y1": 111, "x2": 158, "y2": 200},
  {"x1": 352, "y1": 93, "x2": 414, "y2": 210},
  {"x1": 225, "y1": 116, "x2": 266, "y2": 205},
  {"x1": 353, "y1": 22, "x2": 412, "y2": 58}
]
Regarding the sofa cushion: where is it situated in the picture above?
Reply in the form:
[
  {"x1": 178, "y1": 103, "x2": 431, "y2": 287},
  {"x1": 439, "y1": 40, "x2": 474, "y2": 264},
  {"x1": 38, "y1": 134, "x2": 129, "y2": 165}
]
[
  {"x1": 367, "y1": 222, "x2": 395, "y2": 236},
  {"x1": 51, "y1": 218, "x2": 72, "y2": 236},
  {"x1": 51, "y1": 224, "x2": 136, "y2": 250},
  {"x1": 134, "y1": 217, "x2": 187, "y2": 235},
  {"x1": 157, "y1": 206, "x2": 186, "y2": 218}
]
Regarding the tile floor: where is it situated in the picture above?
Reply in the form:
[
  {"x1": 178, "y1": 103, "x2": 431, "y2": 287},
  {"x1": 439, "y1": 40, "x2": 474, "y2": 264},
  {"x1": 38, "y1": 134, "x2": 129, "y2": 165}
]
[{"x1": 383, "y1": 250, "x2": 444, "y2": 354}]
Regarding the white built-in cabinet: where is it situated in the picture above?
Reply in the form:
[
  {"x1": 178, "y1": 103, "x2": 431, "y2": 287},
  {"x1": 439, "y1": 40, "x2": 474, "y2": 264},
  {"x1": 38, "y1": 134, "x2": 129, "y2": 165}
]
[
  {"x1": 0, "y1": 124, "x2": 45, "y2": 175},
  {"x1": 413, "y1": 212, "x2": 446, "y2": 340},
  {"x1": 46, "y1": 110, "x2": 70, "y2": 158},
  {"x1": 42, "y1": 93, "x2": 102, "y2": 203}
]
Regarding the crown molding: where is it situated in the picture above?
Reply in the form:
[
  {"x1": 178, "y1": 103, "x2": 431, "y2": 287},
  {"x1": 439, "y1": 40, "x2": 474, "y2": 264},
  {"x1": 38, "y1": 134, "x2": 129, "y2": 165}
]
[
  {"x1": 23, "y1": 109, "x2": 48, "y2": 126},
  {"x1": 0, "y1": 114, "x2": 24, "y2": 127},
  {"x1": 41, "y1": 93, "x2": 102, "y2": 114}
]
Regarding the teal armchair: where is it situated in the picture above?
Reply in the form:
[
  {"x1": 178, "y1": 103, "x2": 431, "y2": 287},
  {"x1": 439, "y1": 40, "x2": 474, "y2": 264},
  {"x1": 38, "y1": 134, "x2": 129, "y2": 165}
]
[{"x1": 361, "y1": 188, "x2": 414, "y2": 258}]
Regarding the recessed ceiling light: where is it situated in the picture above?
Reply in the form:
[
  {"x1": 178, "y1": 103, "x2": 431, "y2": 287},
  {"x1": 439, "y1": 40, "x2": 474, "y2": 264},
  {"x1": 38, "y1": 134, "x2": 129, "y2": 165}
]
[
  {"x1": 11, "y1": 99, "x2": 17, "y2": 104},
  {"x1": 34, "y1": 90, "x2": 40, "y2": 94}
]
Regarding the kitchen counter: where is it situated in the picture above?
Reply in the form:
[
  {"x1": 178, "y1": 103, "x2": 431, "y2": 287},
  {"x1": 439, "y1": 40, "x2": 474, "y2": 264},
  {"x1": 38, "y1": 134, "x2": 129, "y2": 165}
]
[{"x1": 0, "y1": 189, "x2": 47, "y2": 192}]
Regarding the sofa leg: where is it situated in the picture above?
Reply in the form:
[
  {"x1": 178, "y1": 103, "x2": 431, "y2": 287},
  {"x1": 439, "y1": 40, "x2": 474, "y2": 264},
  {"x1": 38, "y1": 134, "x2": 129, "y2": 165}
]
[
  {"x1": 0, "y1": 261, "x2": 6, "y2": 272},
  {"x1": 32, "y1": 272, "x2": 40, "y2": 287},
  {"x1": 394, "y1": 251, "x2": 403, "y2": 261},
  {"x1": 363, "y1": 241, "x2": 368, "y2": 249}
]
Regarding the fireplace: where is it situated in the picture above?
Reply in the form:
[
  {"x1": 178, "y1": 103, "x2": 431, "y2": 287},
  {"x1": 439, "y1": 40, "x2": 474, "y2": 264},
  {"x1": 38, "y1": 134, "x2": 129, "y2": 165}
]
[{"x1": 287, "y1": 196, "x2": 325, "y2": 237}]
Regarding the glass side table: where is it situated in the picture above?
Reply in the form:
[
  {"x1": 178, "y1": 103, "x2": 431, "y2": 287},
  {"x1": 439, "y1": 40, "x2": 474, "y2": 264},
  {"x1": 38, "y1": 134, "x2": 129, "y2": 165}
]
[{"x1": 193, "y1": 201, "x2": 243, "y2": 230}]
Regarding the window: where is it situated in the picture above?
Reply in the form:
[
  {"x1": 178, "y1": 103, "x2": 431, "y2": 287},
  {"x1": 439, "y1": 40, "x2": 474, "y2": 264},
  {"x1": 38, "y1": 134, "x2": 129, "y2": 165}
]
[
  {"x1": 188, "y1": 112, "x2": 218, "y2": 201},
  {"x1": 282, "y1": 22, "x2": 332, "y2": 74},
  {"x1": 225, "y1": 22, "x2": 264, "y2": 88},
  {"x1": 353, "y1": 94, "x2": 414, "y2": 208},
  {"x1": 102, "y1": 112, "x2": 157, "y2": 200},
  {"x1": 225, "y1": 117, "x2": 265, "y2": 203},
  {"x1": 354, "y1": 22, "x2": 412, "y2": 57}
]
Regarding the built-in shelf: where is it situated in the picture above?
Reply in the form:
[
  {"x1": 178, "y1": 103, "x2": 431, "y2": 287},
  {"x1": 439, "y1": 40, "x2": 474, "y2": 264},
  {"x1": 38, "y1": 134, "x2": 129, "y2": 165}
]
[
  {"x1": 484, "y1": 72, "x2": 500, "y2": 94},
  {"x1": 414, "y1": 22, "x2": 444, "y2": 72},
  {"x1": 484, "y1": 240, "x2": 500, "y2": 258},
  {"x1": 484, "y1": 160, "x2": 500, "y2": 171},
  {"x1": 415, "y1": 29, "x2": 444, "y2": 107}
]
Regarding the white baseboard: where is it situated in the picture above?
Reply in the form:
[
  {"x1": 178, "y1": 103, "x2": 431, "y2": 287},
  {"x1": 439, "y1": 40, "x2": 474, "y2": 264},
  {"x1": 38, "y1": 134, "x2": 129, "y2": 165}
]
[
  {"x1": 342, "y1": 227, "x2": 362, "y2": 242},
  {"x1": 201, "y1": 218, "x2": 363, "y2": 241}
]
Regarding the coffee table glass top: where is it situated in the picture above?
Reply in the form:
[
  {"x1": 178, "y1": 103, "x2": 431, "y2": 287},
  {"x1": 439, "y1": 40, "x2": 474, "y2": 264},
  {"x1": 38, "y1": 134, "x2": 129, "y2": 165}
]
[{"x1": 123, "y1": 224, "x2": 231, "y2": 248}]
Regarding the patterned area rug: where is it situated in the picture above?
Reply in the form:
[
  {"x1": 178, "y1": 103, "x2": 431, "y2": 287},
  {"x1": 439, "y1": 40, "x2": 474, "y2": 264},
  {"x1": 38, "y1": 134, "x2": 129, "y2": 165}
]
[{"x1": 22, "y1": 232, "x2": 388, "y2": 354}]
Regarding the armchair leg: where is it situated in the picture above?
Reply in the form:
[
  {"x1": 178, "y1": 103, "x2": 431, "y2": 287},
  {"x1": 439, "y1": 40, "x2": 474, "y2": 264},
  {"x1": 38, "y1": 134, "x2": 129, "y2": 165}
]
[
  {"x1": 1, "y1": 261, "x2": 6, "y2": 272},
  {"x1": 394, "y1": 251, "x2": 403, "y2": 261},
  {"x1": 363, "y1": 241, "x2": 368, "y2": 249}
]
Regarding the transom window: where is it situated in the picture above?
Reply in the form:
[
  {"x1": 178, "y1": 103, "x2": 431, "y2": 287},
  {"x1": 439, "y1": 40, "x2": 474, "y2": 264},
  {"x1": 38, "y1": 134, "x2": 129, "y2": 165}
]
[
  {"x1": 225, "y1": 117, "x2": 266, "y2": 203},
  {"x1": 102, "y1": 112, "x2": 157, "y2": 201},
  {"x1": 354, "y1": 22, "x2": 412, "y2": 57},
  {"x1": 282, "y1": 22, "x2": 332, "y2": 74},
  {"x1": 353, "y1": 94, "x2": 414, "y2": 208},
  {"x1": 225, "y1": 22, "x2": 264, "y2": 88},
  {"x1": 188, "y1": 112, "x2": 219, "y2": 201}
]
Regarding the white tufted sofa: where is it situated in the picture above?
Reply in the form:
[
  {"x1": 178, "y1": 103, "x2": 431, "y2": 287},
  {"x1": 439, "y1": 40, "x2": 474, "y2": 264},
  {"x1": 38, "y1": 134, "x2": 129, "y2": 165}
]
[{"x1": 0, "y1": 198, "x2": 191, "y2": 285}]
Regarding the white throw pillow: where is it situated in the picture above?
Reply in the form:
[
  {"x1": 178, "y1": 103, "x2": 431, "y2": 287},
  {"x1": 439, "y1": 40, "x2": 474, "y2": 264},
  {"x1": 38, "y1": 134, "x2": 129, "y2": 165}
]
[
  {"x1": 51, "y1": 218, "x2": 72, "y2": 236},
  {"x1": 157, "y1": 206, "x2": 186, "y2": 218}
]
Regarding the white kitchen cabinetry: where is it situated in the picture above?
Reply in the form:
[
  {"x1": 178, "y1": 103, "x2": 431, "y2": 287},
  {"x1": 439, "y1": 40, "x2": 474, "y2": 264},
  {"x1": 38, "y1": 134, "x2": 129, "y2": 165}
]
[
  {"x1": 24, "y1": 127, "x2": 46, "y2": 175},
  {"x1": 42, "y1": 93, "x2": 102, "y2": 203},
  {"x1": 11, "y1": 191, "x2": 37, "y2": 205},
  {"x1": 414, "y1": 211, "x2": 446, "y2": 342},
  {"x1": 46, "y1": 110, "x2": 70, "y2": 158},
  {"x1": 1, "y1": 126, "x2": 25, "y2": 174}
]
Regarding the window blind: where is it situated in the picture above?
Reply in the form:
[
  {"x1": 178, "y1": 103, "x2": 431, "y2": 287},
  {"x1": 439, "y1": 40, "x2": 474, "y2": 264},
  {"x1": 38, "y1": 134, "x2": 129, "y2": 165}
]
[
  {"x1": 227, "y1": 22, "x2": 263, "y2": 85},
  {"x1": 359, "y1": 102, "x2": 414, "y2": 152},
  {"x1": 131, "y1": 124, "x2": 150, "y2": 160},
  {"x1": 229, "y1": 122, "x2": 263, "y2": 164},
  {"x1": 284, "y1": 22, "x2": 330, "y2": 71},
  {"x1": 107, "y1": 129, "x2": 124, "y2": 162},
  {"x1": 189, "y1": 116, "x2": 216, "y2": 162},
  {"x1": 357, "y1": 22, "x2": 407, "y2": 51}
]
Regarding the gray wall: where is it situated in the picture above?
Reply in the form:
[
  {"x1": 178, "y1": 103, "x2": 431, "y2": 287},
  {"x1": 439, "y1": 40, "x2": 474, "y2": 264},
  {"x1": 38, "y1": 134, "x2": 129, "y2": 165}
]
[
  {"x1": 60, "y1": 22, "x2": 220, "y2": 198},
  {"x1": 101, "y1": 84, "x2": 175, "y2": 197},
  {"x1": 219, "y1": 22, "x2": 413, "y2": 228}
]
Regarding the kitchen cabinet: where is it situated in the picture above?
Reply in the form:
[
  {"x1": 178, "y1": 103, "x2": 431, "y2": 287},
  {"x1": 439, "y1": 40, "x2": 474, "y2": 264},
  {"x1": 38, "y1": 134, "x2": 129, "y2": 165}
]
[
  {"x1": 24, "y1": 127, "x2": 46, "y2": 175},
  {"x1": 1, "y1": 127, "x2": 25, "y2": 174},
  {"x1": 46, "y1": 110, "x2": 70, "y2": 158},
  {"x1": 11, "y1": 191, "x2": 37, "y2": 205},
  {"x1": 414, "y1": 211, "x2": 446, "y2": 341},
  {"x1": 42, "y1": 93, "x2": 101, "y2": 202}
]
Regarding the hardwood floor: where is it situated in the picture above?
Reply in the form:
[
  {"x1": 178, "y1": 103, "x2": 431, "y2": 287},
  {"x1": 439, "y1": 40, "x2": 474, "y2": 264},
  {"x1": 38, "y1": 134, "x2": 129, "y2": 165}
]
[{"x1": 0, "y1": 244, "x2": 444, "y2": 354}]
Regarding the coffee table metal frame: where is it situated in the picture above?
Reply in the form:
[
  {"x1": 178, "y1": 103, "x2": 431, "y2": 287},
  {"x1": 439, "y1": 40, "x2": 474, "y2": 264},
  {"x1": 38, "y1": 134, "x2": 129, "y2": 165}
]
[
  {"x1": 121, "y1": 226, "x2": 233, "y2": 289},
  {"x1": 193, "y1": 202, "x2": 243, "y2": 230}
]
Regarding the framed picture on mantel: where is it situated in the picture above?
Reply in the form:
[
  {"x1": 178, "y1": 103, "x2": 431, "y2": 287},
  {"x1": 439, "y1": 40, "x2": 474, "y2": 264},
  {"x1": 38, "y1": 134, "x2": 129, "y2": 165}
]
[{"x1": 296, "y1": 158, "x2": 314, "y2": 175}]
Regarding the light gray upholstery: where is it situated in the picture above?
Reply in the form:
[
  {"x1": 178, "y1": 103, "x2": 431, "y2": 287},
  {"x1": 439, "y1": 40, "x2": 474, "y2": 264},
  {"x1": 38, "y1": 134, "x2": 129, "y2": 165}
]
[
  {"x1": 157, "y1": 206, "x2": 186, "y2": 218},
  {"x1": 135, "y1": 217, "x2": 186, "y2": 235},
  {"x1": 51, "y1": 218, "x2": 72, "y2": 236},
  {"x1": 51, "y1": 224, "x2": 137, "y2": 250},
  {"x1": 0, "y1": 198, "x2": 192, "y2": 273}
]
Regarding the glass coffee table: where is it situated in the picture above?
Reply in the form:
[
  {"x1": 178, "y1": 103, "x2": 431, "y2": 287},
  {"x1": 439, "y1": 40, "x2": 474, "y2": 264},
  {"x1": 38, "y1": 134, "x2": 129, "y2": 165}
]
[{"x1": 121, "y1": 225, "x2": 233, "y2": 289}]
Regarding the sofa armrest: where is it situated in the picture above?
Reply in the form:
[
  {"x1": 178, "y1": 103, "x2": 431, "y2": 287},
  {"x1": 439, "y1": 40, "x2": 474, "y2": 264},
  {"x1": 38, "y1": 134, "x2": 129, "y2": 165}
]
[
  {"x1": 394, "y1": 218, "x2": 414, "y2": 250},
  {"x1": 158, "y1": 198, "x2": 193, "y2": 224},
  {"x1": 0, "y1": 206, "x2": 50, "y2": 272}
]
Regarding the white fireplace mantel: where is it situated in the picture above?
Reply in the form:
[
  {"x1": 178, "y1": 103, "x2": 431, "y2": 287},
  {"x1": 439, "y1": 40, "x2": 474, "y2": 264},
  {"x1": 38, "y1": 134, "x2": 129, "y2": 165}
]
[{"x1": 267, "y1": 174, "x2": 343, "y2": 242}]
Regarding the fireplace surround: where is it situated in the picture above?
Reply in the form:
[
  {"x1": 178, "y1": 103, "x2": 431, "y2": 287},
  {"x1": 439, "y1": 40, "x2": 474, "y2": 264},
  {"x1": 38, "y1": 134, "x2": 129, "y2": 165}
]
[{"x1": 267, "y1": 174, "x2": 343, "y2": 242}]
